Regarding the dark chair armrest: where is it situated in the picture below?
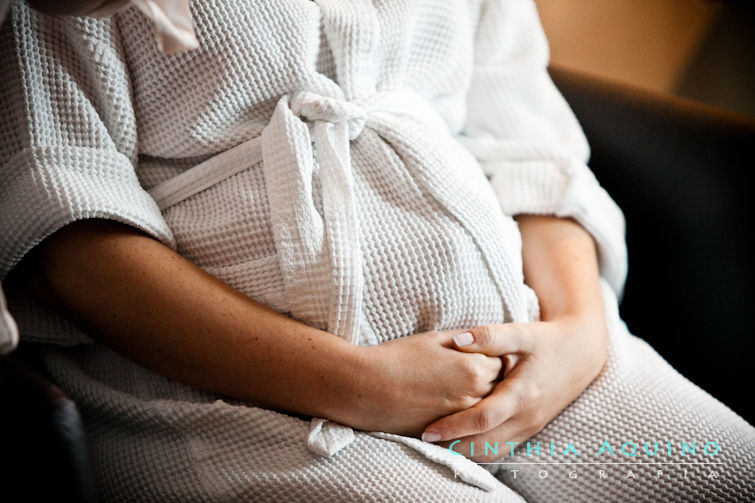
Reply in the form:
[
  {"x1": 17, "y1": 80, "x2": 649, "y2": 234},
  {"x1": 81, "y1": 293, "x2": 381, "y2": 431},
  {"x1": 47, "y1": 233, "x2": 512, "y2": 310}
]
[
  {"x1": 0, "y1": 345, "x2": 99, "y2": 502},
  {"x1": 550, "y1": 66, "x2": 755, "y2": 423}
]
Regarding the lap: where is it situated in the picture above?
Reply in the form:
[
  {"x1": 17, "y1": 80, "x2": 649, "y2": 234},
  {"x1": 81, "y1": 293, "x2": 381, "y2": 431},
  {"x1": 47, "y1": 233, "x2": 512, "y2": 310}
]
[
  {"x1": 494, "y1": 284, "x2": 755, "y2": 502},
  {"x1": 40, "y1": 284, "x2": 753, "y2": 502},
  {"x1": 42, "y1": 345, "x2": 524, "y2": 503}
]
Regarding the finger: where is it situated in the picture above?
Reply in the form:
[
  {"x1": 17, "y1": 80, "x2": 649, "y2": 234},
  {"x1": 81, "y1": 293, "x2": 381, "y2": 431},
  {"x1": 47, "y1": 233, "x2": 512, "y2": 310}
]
[
  {"x1": 458, "y1": 354, "x2": 502, "y2": 396},
  {"x1": 432, "y1": 329, "x2": 471, "y2": 348},
  {"x1": 479, "y1": 354, "x2": 504, "y2": 382},
  {"x1": 452, "y1": 323, "x2": 532, "y2": 356},
  {"x1": 422, "y1": 376, "x2": 522, "y2": 442},
  {"x1": 501, "y1": 354, "x2": 519, "y2": 378},
  {"x1": 476, "y1": 380, "x2": 497, "y2": 398}
]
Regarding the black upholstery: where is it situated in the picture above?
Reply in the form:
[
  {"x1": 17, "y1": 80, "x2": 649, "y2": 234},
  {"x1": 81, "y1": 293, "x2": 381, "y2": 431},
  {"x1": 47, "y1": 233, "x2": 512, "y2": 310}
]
[
  {"x1": 551, "y1": 66, "x2": 755, "y2": 424},
  {"x1": 0, "y1": 344, "x2": 99, "y2": 502}
]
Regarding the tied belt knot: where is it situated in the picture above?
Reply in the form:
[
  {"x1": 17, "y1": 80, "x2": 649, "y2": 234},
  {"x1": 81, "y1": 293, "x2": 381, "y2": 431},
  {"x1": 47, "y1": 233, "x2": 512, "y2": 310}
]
[
  {"x1": 260, "y1": 90, "x2": 374, "y2": 350},
  {"x1": 289, "y1": 91, "x2": 368, "y2": 140}
]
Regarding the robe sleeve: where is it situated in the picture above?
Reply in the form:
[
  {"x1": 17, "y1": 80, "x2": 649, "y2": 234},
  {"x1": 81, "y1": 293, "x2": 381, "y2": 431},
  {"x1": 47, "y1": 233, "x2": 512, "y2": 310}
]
[
  {"x1": 0, "y1": 3, "x2": 175, "y2": 281},
  {"x1": 459, "y1": 0, "x2": 627, "y2": 296}
]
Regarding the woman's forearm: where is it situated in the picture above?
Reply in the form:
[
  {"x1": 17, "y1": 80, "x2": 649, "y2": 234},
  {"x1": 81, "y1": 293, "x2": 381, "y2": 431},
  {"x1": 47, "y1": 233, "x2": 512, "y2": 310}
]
[
  {"x1": 19, "y1": 219, "x2": 505, "y2": 437},
  {"x1": 23, "y1": 219, "x2": 365, "y2": 422},
  {"x1": 515, "y1": 215, "x2": 605, "y2": 322}
]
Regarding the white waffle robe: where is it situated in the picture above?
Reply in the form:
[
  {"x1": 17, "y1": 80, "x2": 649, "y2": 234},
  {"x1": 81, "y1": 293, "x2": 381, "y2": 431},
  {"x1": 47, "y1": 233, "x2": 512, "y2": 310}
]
[{"x1": 1, "y1": 1, "x2": 752, "y2": 501}]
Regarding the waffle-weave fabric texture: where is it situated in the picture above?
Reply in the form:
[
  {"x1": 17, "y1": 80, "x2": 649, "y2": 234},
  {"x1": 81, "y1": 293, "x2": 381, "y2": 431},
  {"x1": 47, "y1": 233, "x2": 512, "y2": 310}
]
[{"x1": 1, "y1": 0, "x2": 753, "y2": 501}]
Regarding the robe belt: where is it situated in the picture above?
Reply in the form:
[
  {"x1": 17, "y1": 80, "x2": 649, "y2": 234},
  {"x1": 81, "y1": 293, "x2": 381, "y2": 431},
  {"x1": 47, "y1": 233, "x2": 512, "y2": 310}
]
[
  {"x1": 260, "y1": 89, "x2": 451, "y2": 459},
  {"x1": 148, "y1": 89, "x2": 511, "y2": 492},
  {"x1": 261, "y1": 91, "x2": 366, "y2": 346},
  {"x1": 261, "y1": 89, "x2": 455, "y2": 345},
  {"x1": 150, "y1": 88, "x2": 447, "y2": 343}
]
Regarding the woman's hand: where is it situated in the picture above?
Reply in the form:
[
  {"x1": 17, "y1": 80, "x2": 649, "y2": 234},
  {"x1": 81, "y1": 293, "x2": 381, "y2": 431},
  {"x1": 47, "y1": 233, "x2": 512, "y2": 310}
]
[
  {"x1": 420, "y1": 215, "x2": 609, "y2": 460},
  {"x1": 345, "y1": 330, "x2": 503, "y2": 437},
  {"x1": 421, "y1": 316, "x2": 607, "y2": 460}
]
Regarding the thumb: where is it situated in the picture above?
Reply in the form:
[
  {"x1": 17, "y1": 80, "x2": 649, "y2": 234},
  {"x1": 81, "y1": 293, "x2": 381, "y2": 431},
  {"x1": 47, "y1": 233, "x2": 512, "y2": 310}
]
[{"x1": 451, "y1": 324, "x2": 531, "y2": 356}]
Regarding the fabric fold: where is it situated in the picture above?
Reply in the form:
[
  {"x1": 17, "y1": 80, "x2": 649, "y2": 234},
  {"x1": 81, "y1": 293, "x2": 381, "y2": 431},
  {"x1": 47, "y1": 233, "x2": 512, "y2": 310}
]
[
  {"x1": 459, "y1": 0, "x2": 628, "y2": 297},
  {"x1": 306, "y1": 418, "x2": 356, "y2": 457}
]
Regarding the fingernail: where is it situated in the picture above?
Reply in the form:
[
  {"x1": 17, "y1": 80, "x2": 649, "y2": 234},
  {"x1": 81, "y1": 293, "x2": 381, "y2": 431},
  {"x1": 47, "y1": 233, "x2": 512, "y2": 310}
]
[
  {"x1": 422, "y1": 431, "x2": 441, "y2": 443},
  {"x1": 453, "y1": 332, "x2": 474, "y2": 347}
]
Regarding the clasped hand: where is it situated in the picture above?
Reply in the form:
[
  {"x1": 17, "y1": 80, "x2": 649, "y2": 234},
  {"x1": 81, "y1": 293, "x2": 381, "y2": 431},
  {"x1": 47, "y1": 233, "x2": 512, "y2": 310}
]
[
  {"x1": 425, "y1": 314, "x2": 608, "y2": 462},
  {"x1": 349, "y1": 216, "x2": 608, "y2": 460},
  {"x1": 352, "y1": 312, "x2": 607, "y2": 463}
]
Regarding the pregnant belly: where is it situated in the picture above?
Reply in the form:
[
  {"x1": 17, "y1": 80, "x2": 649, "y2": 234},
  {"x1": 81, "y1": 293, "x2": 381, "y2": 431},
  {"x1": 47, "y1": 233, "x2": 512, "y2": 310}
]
[
  {"x1": 159, "y1": 124, "x2": 537, "y2": 346},
  {"x1": 351, "y1": 130, "x2": 518, "y2": 345}
]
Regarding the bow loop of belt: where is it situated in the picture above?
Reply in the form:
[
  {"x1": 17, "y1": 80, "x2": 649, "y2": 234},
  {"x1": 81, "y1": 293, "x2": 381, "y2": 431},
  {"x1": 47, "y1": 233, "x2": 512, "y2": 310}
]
[
  {"x1": 290, "y1": 91, "x2": 368, "y2": 140},
  {"x1": 261, "y1": 91, "x2": 370, "y2": 350},
  {"x1": 261, "y1": 90, "x2": 392, "y2": 457}
]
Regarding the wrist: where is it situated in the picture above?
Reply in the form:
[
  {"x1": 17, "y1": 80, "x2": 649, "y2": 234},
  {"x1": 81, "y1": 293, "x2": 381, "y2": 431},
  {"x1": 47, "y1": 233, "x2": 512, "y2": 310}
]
[
  {"x1": 543, "y1": 290, "x2": 604, "y2": 323},
  {"x1": 313, "y1": 341, "x2": 376, "y2": 427},
  {"x1": 327, "y1": 343, "x2": 408, "y2": 432},
  {"x1": 516, "y1": 214, "x2": 604, "y2": 322},
  {"x1": 552, "y1": 310, "x2": 609, "y2": 377}
]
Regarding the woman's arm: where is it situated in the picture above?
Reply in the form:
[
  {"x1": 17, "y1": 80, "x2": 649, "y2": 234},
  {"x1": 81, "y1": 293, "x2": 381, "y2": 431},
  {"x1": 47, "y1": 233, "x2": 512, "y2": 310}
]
[
  {"x1": 23, "y1": 219, "x2": 501, "y2": 436},
  {"x1": 421, "y1": 215, "x2": 608, "y2": 456},
  {"x1": 421, "y1": 0, "x2": 619, "y2": 455},
  {"x1": 515, "y1": 214, "x2": 606, "y2": 324}
]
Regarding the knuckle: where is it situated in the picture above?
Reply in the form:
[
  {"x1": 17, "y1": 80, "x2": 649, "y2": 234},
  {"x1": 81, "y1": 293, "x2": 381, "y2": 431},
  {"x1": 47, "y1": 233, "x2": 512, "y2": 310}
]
[
  {"x1": 527, "y1": 382, "x2": 543, "y2": 404},
  {"x1": 474, "y1": 325, "x2": 495, "y2": 347},
  {"x1": 427, "y1": 330, "x2": 444, "y2": 344},
  {"x1": 516, "y1": 394, "x2": 530, "y2": 412},
  {"x1": 474, "y1": 409, "x2": 495, "y2": 433},
  {"x1": 517, "y1": 381, "x2": 542, "y2": 409},
  {"x1": 473, "y1": 379, "x2": 492, "y2": 397},
  {"x1": 472, "y1": 354, "x2": 495, "y2": 379},
  {"x1": 459, "y1": 358, "x2": 489, "y2": 387},
  {"x1": 456, "y1": 395, "x2": 479, "y2": 410},
  {"x1": 458, "y1": 358, "x2": 479, "y2": 380}
]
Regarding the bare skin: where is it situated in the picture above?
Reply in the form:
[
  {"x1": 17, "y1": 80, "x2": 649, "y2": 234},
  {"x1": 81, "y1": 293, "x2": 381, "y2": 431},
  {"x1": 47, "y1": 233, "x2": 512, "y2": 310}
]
[
  {"x1": 21, "y1": 213, "x2": 606, "y2": 446},
  {"x1": 22, "y1": 218, "x2": 502, "y2": 437}
]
